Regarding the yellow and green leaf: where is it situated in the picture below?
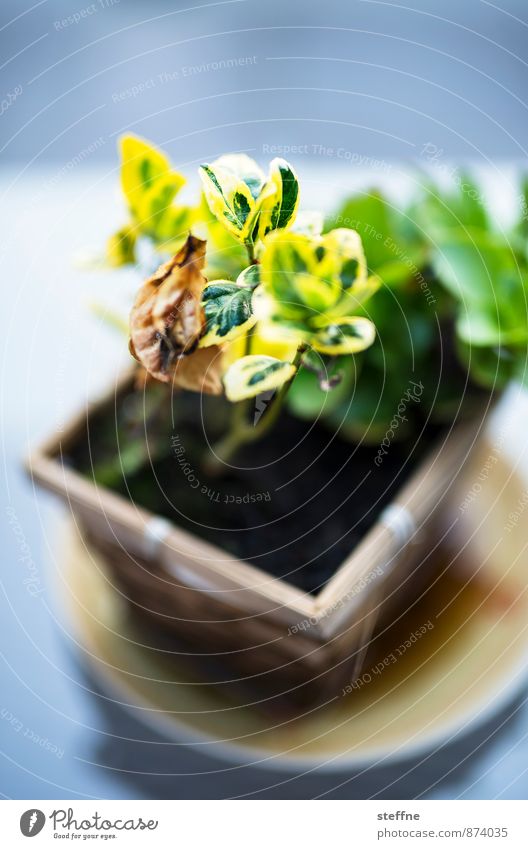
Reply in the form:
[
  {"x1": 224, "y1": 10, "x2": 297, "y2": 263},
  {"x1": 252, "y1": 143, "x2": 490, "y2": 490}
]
[
  {"x1": 344, "y1": 274, "x2": 382, "y2": 309},
  {"x1": 223, "y1": 355, "x2": 296, "y2": 401},
  {"x1": 321, "y1": 228, "x2": 368, "y2": 293},
  {"x1": 195, "y1": 192, "x2": 248, "y2": 279},
  {"x1": 134, "y1": 172, "x2": 186, "y2": 238},
  {"x1": 119, "y1": 134, "x2": 185, "y2": 219},
  {"x1": 260, "y1": 227, "x2": 370, "y2": 321},
  {"x1": 154, "y1": 205, "x2": 196, "y2": 251},
  {"x1": 237, "y1": 263, "x2": 261, "y2": 289},
  {"x1": 291, "y1": 210, "x2": 324, "y2": 237},
  {"x1": 241, "y1": 320, "x2": 299, "y2": 362},
  {"x1": 106, "y1": 224, "x2": 138, "y2": 267},
  {"x1": 199, "y1": 154, "x2": 300, "y2": 244},
  {"x1": 309, "y1": 316, "x2": 376, "y2": 354},
  {"x1": 260, "y1": 231, "x2": 341, "y2": 318},
  {"x1": 258, "y1": 158, "x2": 299, "y2": 239},
  {"x1": 199, "y1": 154, "x2": 266, "y2": 242}
]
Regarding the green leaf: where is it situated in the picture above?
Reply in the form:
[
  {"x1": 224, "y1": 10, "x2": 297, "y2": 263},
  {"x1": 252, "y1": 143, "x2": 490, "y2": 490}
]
[
  {"x1": 456, "y1": 310, "x2": 528, "y2": 347},
  {"x1": 456, "y1": 309, "x2": 503, "y2": 346},
  {"x1": 515, "y1": 175, "x2": 528, "y2": 241},
  {"x1": 455, "y1": 269, "x2": 528, "y2": 347},
  {"x1": 287, "y1": 357, "x2": 354, "y2": 418},
  {"x1": 456, "y1": 340, "x2": 518, "y2": 390},
  {"x1": 331, "y1": 191, "x2": 424, "y2": 274},
  {"x1": 415, "y1": 176, "x2": 489, "y2": 243},
  {"x1": 432, "y1": 232, "x2": 517, "y2": 305}
]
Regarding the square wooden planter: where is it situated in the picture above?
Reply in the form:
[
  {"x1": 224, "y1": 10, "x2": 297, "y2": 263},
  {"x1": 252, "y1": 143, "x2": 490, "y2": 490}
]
[{"x1": 28, "y1": 372, "x2": 482, "y2": 706}]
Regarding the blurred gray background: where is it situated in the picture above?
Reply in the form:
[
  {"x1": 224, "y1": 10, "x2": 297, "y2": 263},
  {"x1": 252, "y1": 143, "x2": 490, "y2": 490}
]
[
  {"x1": 2, "y1": 0, "x2": 528, "y2": 802},
  {"x1": 1, "y1": 0, "x2": 527, "y2": 169}
]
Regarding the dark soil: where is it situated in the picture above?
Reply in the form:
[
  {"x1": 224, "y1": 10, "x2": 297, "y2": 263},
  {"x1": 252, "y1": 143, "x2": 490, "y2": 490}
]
[{"x1": 66, "y1": 386, "x2": 443, "y2": 595}]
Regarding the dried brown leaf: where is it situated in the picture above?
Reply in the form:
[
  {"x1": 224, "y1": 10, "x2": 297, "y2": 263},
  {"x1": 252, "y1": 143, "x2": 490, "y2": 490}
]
[
  {"x1": 172, "y1": 345, "x2": 224, "y2": 395},
  {"x1": 129, "y1": 235, "x2": 207, "y2": 382}
]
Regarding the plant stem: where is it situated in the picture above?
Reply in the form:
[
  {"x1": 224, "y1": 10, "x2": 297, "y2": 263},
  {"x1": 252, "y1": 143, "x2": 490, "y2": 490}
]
[
  {"x1": 243, "y1": 240, "x2": 258, "y2": 355},
  {"x1": 245, "y1": 239, "x2": 256, "y2": 265},
  {"x1": 244, "y1": 322, "x2": 256, "y2": 356},
  {"x1": 206, "y1": 344, "x2": 306, "y2": 474}
]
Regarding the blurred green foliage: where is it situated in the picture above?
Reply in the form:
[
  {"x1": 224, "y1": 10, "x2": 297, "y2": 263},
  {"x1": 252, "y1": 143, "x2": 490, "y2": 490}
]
[{"x1": 287, "y1": 173, "x2": 528, "y2": 442}]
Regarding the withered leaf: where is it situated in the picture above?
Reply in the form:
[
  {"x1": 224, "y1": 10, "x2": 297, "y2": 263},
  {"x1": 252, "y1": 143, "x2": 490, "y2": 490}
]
[
  {"x1": 129, "y1": 235, "x2": 207, "y2": 383},
  {"x1": 172, "y1": 345, "x2": 224, "y2": 395}
]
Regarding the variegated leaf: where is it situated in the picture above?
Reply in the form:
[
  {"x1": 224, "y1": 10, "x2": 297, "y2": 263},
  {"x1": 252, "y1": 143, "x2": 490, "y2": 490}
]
[
  {"x1": 258, "y1": 158, "x2": 300, "y2": 238},
  {"x1": 343, "y1": 274, "x2": 382, "y2": 309},
  {"x1": 153, "y1": 205, "x2": 195, "y2": 249},
  {"x1": 199, "y1": 154, "x2": 266, "y2": 241},
  {"x1": 321, "y1": 228, "x2": 368, "y2": 292},
  {"x1": 135, "y1": 172, "x2": 186, "y2": 238},
  {"x1": 290, "y1": 210, "x2": 324, "y2": 237},
  {"x1": 223, "y1": 355, "x2": 296, "y2": 401},
  {"x1": 260, "y1": 230, "x2": 340, "y2": 319},
  {"x1": 119, "y1": 134, "x2": 185, "y2": 220},
  {"x1": 210, "y1": 153, "x2": 266, "y2": 199},
  {"x1": 106, "y1": 224, "x2": 137, "y2": 266},
  {"x1": 237, "y1": 263, "x2": 260, "y2": 289},
  {"x1": 261, "y1": 227, "x2": 369, "y2": 321},
  {"x1": 310, "y1": 317, "x2": 376, "y2": 354},
  {"x1": 200, "y1": 281, "x2": 257, "y2": 347}
]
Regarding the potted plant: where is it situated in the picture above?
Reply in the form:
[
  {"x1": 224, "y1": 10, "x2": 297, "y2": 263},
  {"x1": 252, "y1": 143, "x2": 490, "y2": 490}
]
[{"x1": 29, "y1": 137, "x2": 528, "y2": 707}]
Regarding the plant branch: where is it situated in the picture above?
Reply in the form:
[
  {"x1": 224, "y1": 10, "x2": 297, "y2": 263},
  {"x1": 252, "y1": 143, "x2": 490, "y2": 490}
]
[
  {"x1": 245, "y1": 239, "x2": 256, "y2": 266},
  {"x1": 243, "y1": 324, "x2": 255, "y2": 357},
  {"x1": 205, "y1": 344, "x2": 306, "y2": 473},
  {"x1": 243, "y1": 240, "x2": 258, "y2": 354}
]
